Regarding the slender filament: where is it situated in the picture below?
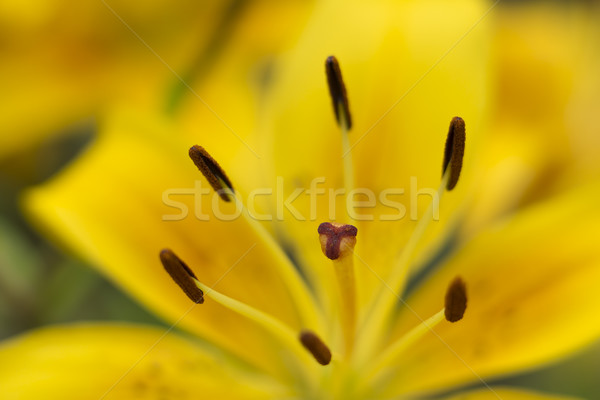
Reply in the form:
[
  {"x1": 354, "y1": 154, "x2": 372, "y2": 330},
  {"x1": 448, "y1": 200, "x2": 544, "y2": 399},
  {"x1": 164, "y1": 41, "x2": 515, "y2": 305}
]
[
  {"x1": 215, "y1": 175, "x2": 324, "y2": 331},
  {"x1": 367, "y1": 309, "x2": 445, "y2": 382},
  {"x1": 339, "y1": 105, "x2": 355, "y2": 198},
  {"x1": 355, "y1": 172, "x2": 449, "y2": 362},
  {"x1": 194, "y1": 279, "x2": 318, "y2": 372}
]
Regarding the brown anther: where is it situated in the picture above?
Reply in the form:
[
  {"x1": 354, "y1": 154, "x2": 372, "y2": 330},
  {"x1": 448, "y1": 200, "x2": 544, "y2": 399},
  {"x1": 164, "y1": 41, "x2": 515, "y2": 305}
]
[
  {"x1": 189, "y1": 145, "x2": 234, "y2": 202},
  {"x1": 317, "y1": 222, "x2": 358, "y2": 260},
  {"x1": 442, "y1": 117, "x2": 466, "y2": 191},
  {"x1": 325, "y1": 55, "x2": 352, "y2": 130},
  {"x1": 160, "y1": 249, "x2": 204, "y2": 304},
  {"x1": 299, "y1": 330, "x2": 332, "y2": 366},
  {"x1": 445, "y1": 276, "x2": 467, "y2": 322}
]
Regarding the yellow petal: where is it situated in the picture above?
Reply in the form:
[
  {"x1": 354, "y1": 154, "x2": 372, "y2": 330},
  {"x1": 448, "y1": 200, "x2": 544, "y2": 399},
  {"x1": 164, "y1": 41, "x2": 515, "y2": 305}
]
[
  {"x1": 439, "y1": 387, "x2": 581, "y2": 400},
  {"x1": 0, "y1": 0, "x2": 181, "y2": 158},
  {"x1": 0, "y1": 323, "x2": 280, "y2": 399},
  {"x1": 22, "y1": 110, "x2": 319, "y2": 376},
  {"x1": 380, "y1": 183, "x2": 600, "y2": 396},
  {"x1": 260, "y1": 0, "x2": 491, "y2": 307},
  {"x1": 0, "y1": 0, "x2": 311, "y2": 160},
  {"x1": 469, "y1": 2, "x2": 600, "y2": 226}
]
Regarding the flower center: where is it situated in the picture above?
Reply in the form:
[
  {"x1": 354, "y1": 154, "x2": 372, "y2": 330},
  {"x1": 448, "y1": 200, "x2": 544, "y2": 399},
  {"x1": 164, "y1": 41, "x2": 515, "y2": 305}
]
[{"x1": 158, "y1": 54, "x2": 472, "y2": 399}]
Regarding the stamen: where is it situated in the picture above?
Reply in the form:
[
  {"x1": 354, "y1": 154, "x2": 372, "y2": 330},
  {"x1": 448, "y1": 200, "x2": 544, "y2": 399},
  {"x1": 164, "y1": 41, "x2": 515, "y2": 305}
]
[
  {"x1": 442, "y1": 117, "x2": 466, "y2": 191},
  {"x1": 189, "y1": 145, "x2": 323, "y2": 331},
  {"x1": 159, "y1": 249, "x2": 204, "y2": 304},
  {"x1": 325, "y1": 55, "x2": 352, "y2": 130},
  {"x1": 365, "y1": 276, "x2": 468, "y2": 388},
  {"x1": 299, "y1": 330, "x2": 332, "y2": 366},
  {"x1": 193, "y1": 279, "x2": 320, "y2": 372},
  {"x1": 318, "y1": 222, "x2": 358, "y2": 356},
  {"x1": 160, "y1": 245, "x2": 324, "y2": 374},
  {"x1": 189, "y1": 145, "x2": 234, "y2": 201},
  {"x1": 325, "y1": 56, "x2": 355, "y2": 196},
  {"x1": 445, "y1": 276, "x2": 467, "y2": 322}
]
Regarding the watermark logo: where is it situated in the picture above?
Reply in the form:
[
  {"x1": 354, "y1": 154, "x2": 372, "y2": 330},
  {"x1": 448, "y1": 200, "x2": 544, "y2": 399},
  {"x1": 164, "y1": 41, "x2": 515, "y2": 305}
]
[{"x1": 162, "y1": 177, "x2": 440, "y2": 222}]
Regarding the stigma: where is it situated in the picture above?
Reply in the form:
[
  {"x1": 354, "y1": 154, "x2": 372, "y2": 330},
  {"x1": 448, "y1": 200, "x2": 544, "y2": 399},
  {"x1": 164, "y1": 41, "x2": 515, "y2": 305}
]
[{"x1": 317, "y1": 222, "x2": 358, "y2": 260}]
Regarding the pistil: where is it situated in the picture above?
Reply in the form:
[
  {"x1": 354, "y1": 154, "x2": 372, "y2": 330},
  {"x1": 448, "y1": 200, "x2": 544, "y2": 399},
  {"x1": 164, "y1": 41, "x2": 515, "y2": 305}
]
[{"x1": 318, "y1": 222, "x2": 358, "y2": 356}]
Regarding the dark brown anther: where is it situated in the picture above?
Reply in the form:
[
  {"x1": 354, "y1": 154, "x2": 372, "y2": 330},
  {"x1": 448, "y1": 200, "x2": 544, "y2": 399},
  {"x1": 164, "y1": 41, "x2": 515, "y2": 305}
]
[
  {"x1": 442, "y1": 117, "x2": 466, "y2": 191},
  {"x1": 317, "y1": 222, "x2": 358, "y2": 260},
  {"x1": 189, "y1": 145, "x2": 234, "y2": 202},
  {"x1": 160, "y1": 249, "x2": 204, "y2": 304},
  {"x1": 445, "y1": 276, "x2": 467, "y2": 322},
  {"x1": 299, "y1": 330, "x2": 332, "y2": 366},
  {"x1": 325, "y1": 55, "x2": 352, "y2": 130}
]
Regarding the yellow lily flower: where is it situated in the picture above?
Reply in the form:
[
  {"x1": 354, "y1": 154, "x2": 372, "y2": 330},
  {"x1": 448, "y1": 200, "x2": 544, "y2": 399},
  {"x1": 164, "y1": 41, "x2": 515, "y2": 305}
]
[
  {"x1": 2, "y1": 0, "x2": 600, "y2": 399},
  {"x1": 8, "y1": 109, "x2": 599, "y2": 399}
]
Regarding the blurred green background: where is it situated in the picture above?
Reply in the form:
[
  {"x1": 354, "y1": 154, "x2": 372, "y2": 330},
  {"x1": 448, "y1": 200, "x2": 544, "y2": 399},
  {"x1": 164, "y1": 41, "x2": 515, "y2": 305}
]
[{"x1": 0, "y1": 126, "x2": 167, "y2": 338}]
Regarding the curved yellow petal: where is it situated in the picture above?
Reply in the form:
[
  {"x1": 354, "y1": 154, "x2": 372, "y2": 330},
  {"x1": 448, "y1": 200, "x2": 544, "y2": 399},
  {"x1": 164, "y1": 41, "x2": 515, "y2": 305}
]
[
  {"x1": 0, "y1": 323, "x2": 281, "y2": 399},
  {"x1": 380, "y1": 183, "x2": 600, "y2": 395},
  {"x1": 439, "y1": 387, "x2": 581, "y2": 400},
  {"x1": 22, "y1": 110, "x2": 319, "y2": 376},
  {"x1": 260, "y1": 0, "x2": 491, "y2": 308}
]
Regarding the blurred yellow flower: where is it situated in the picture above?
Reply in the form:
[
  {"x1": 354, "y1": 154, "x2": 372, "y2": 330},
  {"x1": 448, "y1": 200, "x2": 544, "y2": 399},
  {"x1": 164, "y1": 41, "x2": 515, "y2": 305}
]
[
  {"x1": 1, "y1": 0, "x2": 600, "y2": 399},
  {"x1": 466, "y1": 2, "x2": 600, "y2": 233},
  {"x1": 0, "y1": 0, "x2": 310, "y2": 161}
]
